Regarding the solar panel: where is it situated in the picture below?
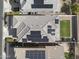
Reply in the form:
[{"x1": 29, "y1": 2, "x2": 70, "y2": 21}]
[
  {"x1": 32, "y1": 0, "x2": 53, "y2": 8},
  {"x1": 26, "y1": 31, "x2": 48, "y2": 42},
  {"x1": 34, "y1": 0, "x2": 44, "y2": 5},
  {"x1": 55, "y1": 19, "x2": 59, "y2": 24},
  {"x1": 31, "y1": 31, "x2": 41, "y2": 36},
  {"x1": 32, "y1": 4, "x2": 53, "y2": 8},
  {"x1": 26, "y1": 50, "x2": 45, "y2": 59},
  {"x1": 48, "y1": 25, "x2": 52, "y2": 29}
]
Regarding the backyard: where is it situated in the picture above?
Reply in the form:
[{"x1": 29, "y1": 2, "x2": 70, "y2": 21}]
[{"x1": 60, "y1": 20, "x2": 70, "y2": 37}]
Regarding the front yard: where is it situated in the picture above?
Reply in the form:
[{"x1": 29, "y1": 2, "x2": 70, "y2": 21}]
[{"x1": 60, "y1": 20, "x2": 70, "y2": 37}]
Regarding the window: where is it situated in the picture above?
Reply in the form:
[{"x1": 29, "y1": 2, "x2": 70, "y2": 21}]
[{"x1": 26, "y1": 50, "x2": 45, "y2": 59}]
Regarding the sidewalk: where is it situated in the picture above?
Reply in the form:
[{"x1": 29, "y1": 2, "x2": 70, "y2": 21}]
[{"x1": 77, "y1": 15, "x2": 79, "y2": 42}]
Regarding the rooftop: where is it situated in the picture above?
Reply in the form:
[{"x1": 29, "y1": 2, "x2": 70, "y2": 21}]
[
  {"x1": 4, "y1": 0, "x2": 62, "y2": 13},
  {"x1": 7, "y1": 15, "x2": 60, "y2": 42}
]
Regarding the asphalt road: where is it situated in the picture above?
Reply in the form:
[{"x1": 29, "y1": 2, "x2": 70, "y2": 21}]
[
  {"x1": 0, "y1": 0, "x2": 3, "y2": 59},
  {"x1": 72, "y1": 16, "x2": 77, "y2": 42}
]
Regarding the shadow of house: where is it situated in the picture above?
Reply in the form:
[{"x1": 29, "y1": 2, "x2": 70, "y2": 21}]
[
  {"x1": 8, "y1": 16, "x2": 18, "y2": 37},
  {"x1": 8, "y1": 16, "x2": 13, "y2": 36},
  {"x1": 9, "y1": 0, "x2": 21, "y2": 11}
]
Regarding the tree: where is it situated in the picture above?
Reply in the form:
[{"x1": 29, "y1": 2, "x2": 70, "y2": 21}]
[
  {"x1": 71, "y1": 3, "x2": 79, "y2": 14},
  {"x1": 61, "y1": 3, "x2": 70, "y2": 14}
]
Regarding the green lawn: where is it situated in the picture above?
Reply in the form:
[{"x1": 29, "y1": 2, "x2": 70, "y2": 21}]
[{"x1": 60, "y1": 20, "x2": 70, "y2": 37}]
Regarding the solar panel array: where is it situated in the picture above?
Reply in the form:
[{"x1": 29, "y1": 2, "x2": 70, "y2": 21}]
[
  {"x1": 32, "y1": 0, "x2": 53, "y2": 8},
  {"x1": 26, "y1": 31, "x2": 48, "y2": 42},
  {"x1": 26, "y1": 50, "x2": 45, "y2": 59}
]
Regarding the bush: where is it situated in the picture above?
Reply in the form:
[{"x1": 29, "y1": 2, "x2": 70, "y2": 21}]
[
  {"x1": 61, "y1": 3, "x2": 70, "y2": 14},
  {"x1": 71, "y1": 4, "x2": 79, "y2": 14},
  {"x1": 64, "y1": 52, "x2": 74, "y2": 59},
  {"x1": 6, "y1": 11, "x2": 21, "y2": 16},
  {"x1": 5, "y1": 37, "x2": 14, "y2": 43}
]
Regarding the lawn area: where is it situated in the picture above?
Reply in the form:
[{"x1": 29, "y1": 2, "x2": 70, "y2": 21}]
[{"x1": 60, "y1": 20, "x2": 70, "y2": 37}]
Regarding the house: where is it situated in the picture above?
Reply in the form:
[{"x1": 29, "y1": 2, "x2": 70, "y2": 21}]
[
  {"x1": 6, "y1": 15, "x2": 60, "y2": 42},
  {"x1": 4, "y1": 0, "x2": 62, "y2": 13},
  {"x1": 14, "y1": 45, "x2": 64, "y2": 59},
  {"x1": 5, "y1": 42, "x2": 64, "y2": 59}
]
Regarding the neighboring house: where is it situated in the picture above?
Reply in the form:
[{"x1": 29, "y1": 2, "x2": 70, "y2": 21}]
[
  {"x1": 5, "y1": 42, "x2": 64, "y2": 59},
  {"x1": 14, "y1": 45, "x2": 64, "y2": 59},
  {"x1": 6, "y1": 15, "x2": 60, "y2": 42},
  {"x1": 22, "y1": 0, "x2": 61, "y2": 13},
  {"x1": 4, "y1": 0, "x2": 62, "y2": 13}
]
